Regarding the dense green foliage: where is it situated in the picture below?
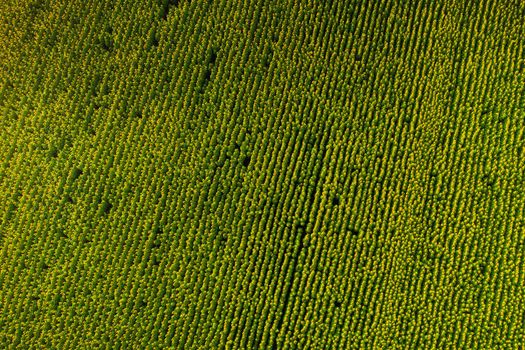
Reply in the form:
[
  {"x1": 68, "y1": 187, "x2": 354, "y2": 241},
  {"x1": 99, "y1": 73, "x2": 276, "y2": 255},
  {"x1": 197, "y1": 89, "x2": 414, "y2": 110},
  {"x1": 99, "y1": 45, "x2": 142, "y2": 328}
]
[{"x1": 1, "y1": 0, "x2": 525, "y2": 348}]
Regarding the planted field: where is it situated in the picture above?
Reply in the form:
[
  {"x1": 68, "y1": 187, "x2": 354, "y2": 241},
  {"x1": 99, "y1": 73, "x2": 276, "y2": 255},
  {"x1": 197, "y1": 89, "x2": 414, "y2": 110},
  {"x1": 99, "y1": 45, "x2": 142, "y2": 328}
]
[{"x1": 1, "y1": 0, "x2": 524, "y2": 348}]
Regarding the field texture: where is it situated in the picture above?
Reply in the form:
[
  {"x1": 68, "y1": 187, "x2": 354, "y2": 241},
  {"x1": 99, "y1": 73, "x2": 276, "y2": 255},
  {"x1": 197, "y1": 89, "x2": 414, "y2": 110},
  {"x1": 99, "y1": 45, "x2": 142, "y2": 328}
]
[{"x1": 1, "y1": 0, "x2": 525, "y2": 348}]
